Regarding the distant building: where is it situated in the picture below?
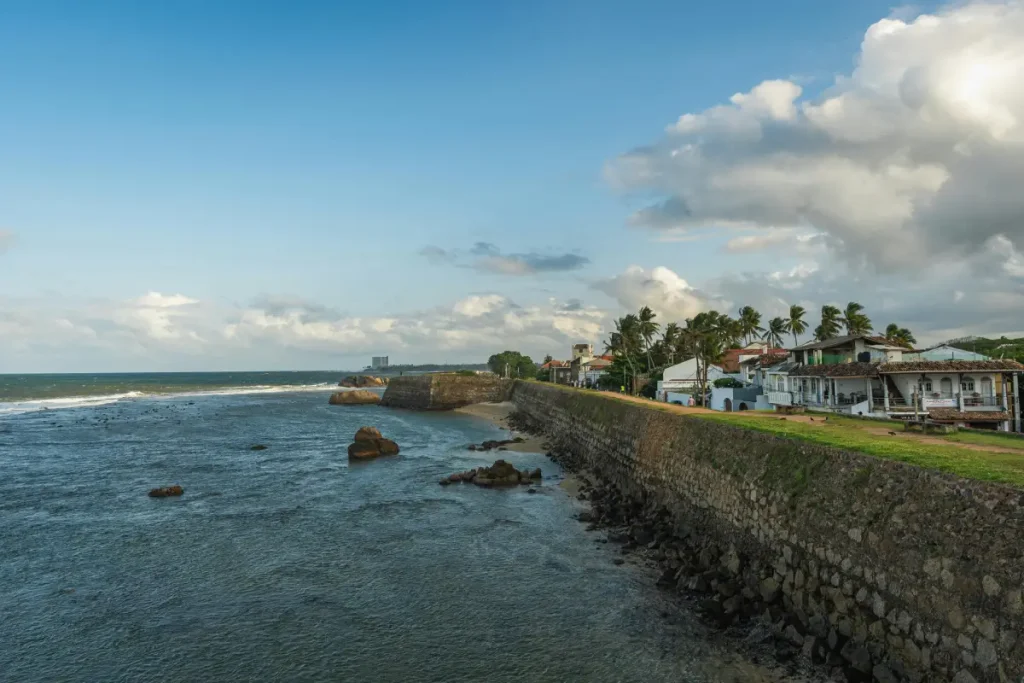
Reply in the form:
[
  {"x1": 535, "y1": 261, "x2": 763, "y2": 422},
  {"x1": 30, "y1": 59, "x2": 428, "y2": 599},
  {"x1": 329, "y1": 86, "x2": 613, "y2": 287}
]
[
  {"x1": 904, "y1": 344, "x2": 991, "y2": 362},
  {"x1": 571, "y1": 343, "x2": 593, "y2": 362},
  {"x1": 371, "y1": 356, "x2": 389, "y2": 369}
]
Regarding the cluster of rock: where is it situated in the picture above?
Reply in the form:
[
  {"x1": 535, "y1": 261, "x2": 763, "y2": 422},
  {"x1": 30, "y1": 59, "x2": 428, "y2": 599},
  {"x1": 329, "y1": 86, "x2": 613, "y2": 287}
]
[
  {"x1": 328, "y1": 390, "x2": 381, "y2": 405},
  {"x1": 467, "y1": 437, "x2": 524, "y2": 451},
  {"x1": 439, "y1": 459, "x2": 541, "y2": 488},
  {"x1": 347, "y1": 426, "x2": 400, "y2": 461},
  {"x1": 339, "y1": 375, "x2": 388, "y2": 388},
  {"x1": 148, "y1": 485, "x2": 184, "y2": 498}
]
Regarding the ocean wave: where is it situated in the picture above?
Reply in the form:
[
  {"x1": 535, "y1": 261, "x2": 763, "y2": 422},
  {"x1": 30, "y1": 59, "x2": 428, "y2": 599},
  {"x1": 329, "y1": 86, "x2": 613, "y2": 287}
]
[{"x1": 0, "y1": 383, "x2": 339, "y2": 415}]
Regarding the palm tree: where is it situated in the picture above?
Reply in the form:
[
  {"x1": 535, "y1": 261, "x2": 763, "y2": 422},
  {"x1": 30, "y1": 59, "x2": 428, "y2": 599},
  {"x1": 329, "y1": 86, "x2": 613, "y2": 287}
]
[
  {"x1": 766, "y1": 317, "x2": 787, "y2": 349},
  {"x1": 885, "y1": 323, "x2": 917, "y2": 349},
  {"x1": 661, "y1": 322, "x2": 681, "y2": 364},
  {"x1": 637, "y1": 306, "x2": 660, "y2": 371},
  {"x1": 785, "y1": 304, "x2": 807, "y2": 347},
  {"x1": 842, "y1": 301, "x2": 872, "y2": 336},
  {"x1": 815, "y1": 305, "x2": 842, "y2": 341},
  {"x1": 737, "y1": 306, "x2": 764, "y2": 345}
]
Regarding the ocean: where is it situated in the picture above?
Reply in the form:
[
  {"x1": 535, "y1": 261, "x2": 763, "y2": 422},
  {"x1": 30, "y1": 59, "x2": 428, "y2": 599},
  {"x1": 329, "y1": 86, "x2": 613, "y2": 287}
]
[{"x1": 0, "y1": 373, "x2": 795, "y2": 682}]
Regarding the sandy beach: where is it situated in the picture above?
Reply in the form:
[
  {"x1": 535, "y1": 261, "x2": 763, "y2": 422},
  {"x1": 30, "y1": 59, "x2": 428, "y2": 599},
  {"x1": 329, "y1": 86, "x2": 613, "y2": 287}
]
[{"x1": 454, "y1": 401, "x2": 547, "y2": 453}]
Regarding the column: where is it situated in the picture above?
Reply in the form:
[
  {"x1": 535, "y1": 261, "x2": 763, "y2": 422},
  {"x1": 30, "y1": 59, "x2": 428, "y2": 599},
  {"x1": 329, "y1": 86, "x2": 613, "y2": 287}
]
[
  {"x1": 1014, "y1": 374, "x2": 1021, "y2": 433},
  {"x1": 882, "y1": 377, "x2": 890, "y2": 412},
  {"x1": 957, "y1": 373, "x2": 965, "y2": 412},
  {"x1": 1001, "y1": 375, "x2": 1009, "y2": 410}
]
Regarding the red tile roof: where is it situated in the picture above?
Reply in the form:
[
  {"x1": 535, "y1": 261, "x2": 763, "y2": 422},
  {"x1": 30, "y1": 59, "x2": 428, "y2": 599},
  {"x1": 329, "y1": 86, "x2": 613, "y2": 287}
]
[
  {"x1": 927, "y1": 409, "x2": 1011, "y2": 422},
  {"x1": 879, "y1": 360, "x2": 1024, "y2": 373}
]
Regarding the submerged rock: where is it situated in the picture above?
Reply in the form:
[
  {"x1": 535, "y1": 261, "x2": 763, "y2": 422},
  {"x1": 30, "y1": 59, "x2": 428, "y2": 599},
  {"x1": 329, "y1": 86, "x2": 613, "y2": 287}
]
[
  {"x1": 347, "y1": 426, "x2": 400, "y2": 461},
  {"x1": 148, "y1": 485, "x2": 184, "y2": 498},
  {"x1": 439, "y1": 460, "x2": 542, "y2": 487},
  {"x1": 329, "y1": 390, "x2": 381, "y2": 406},
  {"x1": 250, "y1": 444, "x2": 268, "y2": 451}
]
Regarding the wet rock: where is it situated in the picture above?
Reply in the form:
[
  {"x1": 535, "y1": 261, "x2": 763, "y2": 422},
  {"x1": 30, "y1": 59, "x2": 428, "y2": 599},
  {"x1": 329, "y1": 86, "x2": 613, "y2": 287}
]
[
  {"x1": 329, "y1": 390, "x2": 381, "y2": 405},
  {"x1": 338, "y1": 375, "x2": 387, "y2": 388},
  {"x1": 578, "y1": 511, "x2": 595, "y2": 523},
  {"x1": 347, "y1": 426, "x2": 400, "y2": 460},
  {"x1": 249, "y1": 444, "x2": 268, "y2": 451},
  {"x1": 441, "y1": 460, "x2": 539, "y2": 488},
  {"x1": 613, "y1": 558, "x2": 625, "y2": 566},
  {"x1": 148, "y1": 485, "x2": 184, "y2": 498},
  {"x1": 527, "y1": 488, "x2": 537, "y2": 494},
  {"x1": 840, "y1": 641, "x2": 872, "y2": 674}
]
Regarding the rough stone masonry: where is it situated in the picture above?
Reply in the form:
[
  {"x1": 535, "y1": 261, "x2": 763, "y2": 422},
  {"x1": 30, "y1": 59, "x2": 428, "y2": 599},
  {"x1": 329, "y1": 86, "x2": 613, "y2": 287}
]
[{"x1": 510, "y1": 381, "x2": 1024, "y2": 683}]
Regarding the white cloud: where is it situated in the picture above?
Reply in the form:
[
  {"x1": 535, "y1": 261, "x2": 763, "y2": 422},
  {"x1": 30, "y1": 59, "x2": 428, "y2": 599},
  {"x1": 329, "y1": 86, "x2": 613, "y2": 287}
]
[
  {"x1": 453, "y1": 294, "x2": 507, "y2": 317},
  {"x1": 135, "y1": 292, "x2": 199, "y2": 308},
  {"x1": 609, "y1": 1, "x2": 1024, "y2": 269},
  {"x1": 592, "y1": 265, "x2": 727, "y2": 321}
]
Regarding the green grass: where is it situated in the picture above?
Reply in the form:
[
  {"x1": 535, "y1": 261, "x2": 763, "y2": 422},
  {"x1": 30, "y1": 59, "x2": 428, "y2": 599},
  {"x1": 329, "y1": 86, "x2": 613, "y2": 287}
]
[
  {"x1": 690, "y1": 411, "x2": 1024, "y2": 487},
  {"x1": 518, "y1": 382, "x2": 1024, "y2": 487}
]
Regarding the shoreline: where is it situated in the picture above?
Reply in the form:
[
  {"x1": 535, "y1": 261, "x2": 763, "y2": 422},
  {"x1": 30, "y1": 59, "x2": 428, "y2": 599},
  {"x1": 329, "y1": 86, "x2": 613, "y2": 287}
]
[{"x1": 454, "y1": 401, "x2": 547, "y2": 453}]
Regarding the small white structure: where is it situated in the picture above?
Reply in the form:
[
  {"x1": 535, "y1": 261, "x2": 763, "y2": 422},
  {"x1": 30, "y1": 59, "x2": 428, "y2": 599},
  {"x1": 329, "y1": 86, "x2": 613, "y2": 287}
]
[{"x1": 657, "y1": 358, "x2": 725, "y2": 401}]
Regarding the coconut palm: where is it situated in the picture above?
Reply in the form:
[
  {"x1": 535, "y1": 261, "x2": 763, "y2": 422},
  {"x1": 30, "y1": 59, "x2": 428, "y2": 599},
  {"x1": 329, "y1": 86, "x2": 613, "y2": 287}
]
[
  {"x1": 766, "y1": 317, "x2": 787, "y2": 349},
  {"x1": 815, "y1": 305, "x2": 842, "y2": 341},
  {"x1": 842, "y1": 302, "x2": 872, "y2": 336},
  {"x1": 637, "y1": 306, "x2": 660, "y2": 370},
  {"x1": 785, "y1": 304, "x2": 807, "y2": 347},
  {"x1": 737, "y1": 306, "x2": 764, "y2": 345},
  {"x1": 885, "y1": 323, "x2": 917, "y2": 348}
]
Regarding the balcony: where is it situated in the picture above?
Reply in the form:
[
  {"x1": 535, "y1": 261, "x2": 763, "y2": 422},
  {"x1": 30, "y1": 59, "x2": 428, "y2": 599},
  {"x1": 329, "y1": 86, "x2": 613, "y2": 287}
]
[
  {"x1": 964, "y1": 394, "x2": 1002, "y2": 409},
  {"x1": 767, "y1": 390, "x2": 792, "y2": 406}
]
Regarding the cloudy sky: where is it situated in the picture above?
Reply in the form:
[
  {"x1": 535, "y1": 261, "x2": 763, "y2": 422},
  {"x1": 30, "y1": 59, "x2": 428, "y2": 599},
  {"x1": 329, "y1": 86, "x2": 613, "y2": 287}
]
[{"x1": 3, "y1": 0, "x2": 1024, "y2": 372}]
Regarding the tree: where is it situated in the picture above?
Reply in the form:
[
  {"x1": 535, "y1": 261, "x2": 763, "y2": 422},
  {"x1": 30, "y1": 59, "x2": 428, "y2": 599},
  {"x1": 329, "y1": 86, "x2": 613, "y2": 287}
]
[
  {"x1": 842, "y1": 302, "x2": 872, "y2": 336},
  {"x1": 738, "y1": 306, "x2": 764, "y2": 345},
  {"x1": 659, "y1": 322, "x2": 682, "y2": 365},
  {"x1": 604, "y1": 314, "x2": 643, "y2": 393},
  {"x1": 815, "y1": 305, "x2": 842, "y2": 341},
  {"x1": 785, "y1": 304, "x2": 807, "y2": 347},
  {"x1": 637, "y1": 306, "x2": 660, "y2": 370},
  {"x1": 683, "y1": 311, "x2": 729, "y2": 406},
  {"x1": 486, "y1": 351, "x2": 536, "y2": 378},
  {"x1": 884, "y1": 323, "x2": 917, "y2": 349},
  {"x1": 766, "y1": 317, "x2": 787, "y2": 349}
]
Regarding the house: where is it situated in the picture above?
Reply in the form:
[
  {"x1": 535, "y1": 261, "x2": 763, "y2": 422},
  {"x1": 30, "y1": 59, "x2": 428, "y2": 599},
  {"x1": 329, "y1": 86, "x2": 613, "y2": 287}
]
[
  {"x1": 657, "y1": 358, "x2": 726, "y2": 403},
  {"x1": 540, "y1": 359, "x2": 572, "y2": 384},
  {"x1": 763, "y1": 334, "x2": 1024, "y2": 431},
  {"x1": 564, "y1": 344, "x2": 612, "y2": 386}
]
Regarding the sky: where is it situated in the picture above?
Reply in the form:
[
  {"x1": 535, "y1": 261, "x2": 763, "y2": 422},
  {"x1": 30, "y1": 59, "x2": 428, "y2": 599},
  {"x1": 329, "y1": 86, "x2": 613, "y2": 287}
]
[{"x1": 3, "y1": 0, "x2": 1024, "y2": 372}]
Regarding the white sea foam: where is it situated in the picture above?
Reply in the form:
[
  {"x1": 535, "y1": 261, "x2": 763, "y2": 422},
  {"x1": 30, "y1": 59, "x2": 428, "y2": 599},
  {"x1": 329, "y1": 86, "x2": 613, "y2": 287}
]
[{"x1": 0, "y1": 383, "x2": 339, "y2": 415}]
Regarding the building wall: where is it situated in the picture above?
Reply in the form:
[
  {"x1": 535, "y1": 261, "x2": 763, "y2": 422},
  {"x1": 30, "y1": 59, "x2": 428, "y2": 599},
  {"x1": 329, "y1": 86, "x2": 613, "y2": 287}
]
[{"x1": 511, "y1": 381, "x2": 1024, "y2": 682}]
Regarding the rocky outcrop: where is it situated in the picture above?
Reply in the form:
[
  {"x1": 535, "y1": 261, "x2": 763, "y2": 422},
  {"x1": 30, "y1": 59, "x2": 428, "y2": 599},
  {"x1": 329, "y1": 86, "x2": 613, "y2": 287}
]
[
  {"x1": 439, "y1": 460, "x2": 541, "y2": 487},
  {"x1": 381, "y1": 374, "x2": 512, "y2": 410},
  {"x1": 467, "y1": 437, "x2": 524, "y2": 451},
  {"x1": 328, "y1": 390, "x2": 381, "y2": 405},
  {"x1": 339, "y1": 375, "x2": 388, "y2": 388},
  {"x1": 148, "y1": 485, "x2": 184, "y2": 498},
  {"x1": 347, "y1": 426, "x2": 400, "y2": 460}
]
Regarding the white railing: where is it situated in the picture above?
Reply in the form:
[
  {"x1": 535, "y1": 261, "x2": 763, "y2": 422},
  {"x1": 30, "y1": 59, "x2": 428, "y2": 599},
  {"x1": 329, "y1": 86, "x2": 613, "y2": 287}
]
[{"x1": 767, "y1": 391, "x2": 792, "y2": 406}]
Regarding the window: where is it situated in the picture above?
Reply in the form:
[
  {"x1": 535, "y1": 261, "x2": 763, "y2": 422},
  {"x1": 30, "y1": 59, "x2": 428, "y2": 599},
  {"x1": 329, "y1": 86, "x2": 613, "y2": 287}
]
[
  {"x1": 917, "y1": 380, "x2": 932, "y2": 393},
  {"x1": 961, "y1": 379, "x2": 975, "y2": 393}
]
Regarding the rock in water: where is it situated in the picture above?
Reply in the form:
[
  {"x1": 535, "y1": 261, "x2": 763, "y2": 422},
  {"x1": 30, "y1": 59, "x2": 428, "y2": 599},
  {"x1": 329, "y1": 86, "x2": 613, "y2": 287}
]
[
  {"x1": 439, "y1": 460, "x2": 541, "y2": 488},
  {"x1": 250, "y1": 444, "x2": 268, "y2": 451},
  {"x1": 347, "y1": 426, "x2": 400, "y2": 461},
  {"x1": 328, "y1": 390, "x2": 381, "y2": 406},
  {"x1": 148, "y1": 485, "x2": 184, "y2": 498},
  {"x1": 338, "y1": 375, "x2": 388, "y2": 388}
]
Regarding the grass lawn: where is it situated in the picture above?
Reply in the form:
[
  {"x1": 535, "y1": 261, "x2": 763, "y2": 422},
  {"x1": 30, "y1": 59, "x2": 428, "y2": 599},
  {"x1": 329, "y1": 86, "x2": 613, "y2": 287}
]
[{"x1": 689, "y1": 412, "x2": 1024, "y2": 487}]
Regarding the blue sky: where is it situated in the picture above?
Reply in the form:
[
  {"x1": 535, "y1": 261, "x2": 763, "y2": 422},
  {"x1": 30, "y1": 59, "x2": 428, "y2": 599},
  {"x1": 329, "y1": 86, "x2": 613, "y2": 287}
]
[{"x1": 8, "y1": 0, "x2": 1024, "y2": 372}]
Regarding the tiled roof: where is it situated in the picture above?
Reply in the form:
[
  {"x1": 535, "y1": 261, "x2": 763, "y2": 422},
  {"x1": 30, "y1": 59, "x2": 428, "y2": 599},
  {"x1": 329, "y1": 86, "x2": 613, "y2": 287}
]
[
  {"x1": 540, "y1": 360, "x2": 569, "y2": 369},
  {"x1": 879, "y1": 360, "x2": 1024, "y2": 373},
  {"x1": 584, "y1": 357, "x2": 612, "y2": 368},
  {"x1": 927, "y1": 409, "x2": 1011, "y2": 422},
  {"x1": 756, "y1": 352, "x2": 790, "y2": 368},
  {"x1": 789, "y1": 362, "x2": 881, "y2": 378}
]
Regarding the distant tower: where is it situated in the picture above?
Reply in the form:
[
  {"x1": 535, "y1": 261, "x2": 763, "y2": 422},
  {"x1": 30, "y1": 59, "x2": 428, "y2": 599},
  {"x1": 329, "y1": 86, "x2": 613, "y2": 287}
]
[
  {"x1": 371, "y1": 356, "x2": 389, "y2": 369},
  {"x1": 571, "y1": 343, "x2": 593, "y2": 362}
]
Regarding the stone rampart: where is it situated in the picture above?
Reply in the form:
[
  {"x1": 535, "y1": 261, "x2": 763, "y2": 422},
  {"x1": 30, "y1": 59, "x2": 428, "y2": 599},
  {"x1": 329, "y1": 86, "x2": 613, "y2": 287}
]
[
  {"x1": 380, "y1": 374, "x2": 512, "y2": 410},
  {"x1": 511, "y1": 381, "x2": 1024, "y2": 683}
]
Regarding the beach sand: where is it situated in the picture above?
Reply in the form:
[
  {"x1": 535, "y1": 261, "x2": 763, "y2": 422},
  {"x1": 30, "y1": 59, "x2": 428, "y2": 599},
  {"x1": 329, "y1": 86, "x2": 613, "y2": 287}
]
[
  {"x1": 454, "y1": 401, "x2": 547, "y2": 453},
  {"x1": 455, "y1": 401, "x2": 592, "y2": 494}
]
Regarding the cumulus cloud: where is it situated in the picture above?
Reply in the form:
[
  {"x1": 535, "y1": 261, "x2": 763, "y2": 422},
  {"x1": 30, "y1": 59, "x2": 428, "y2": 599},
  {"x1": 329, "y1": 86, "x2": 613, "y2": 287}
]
[
  {"x1": 592, "y1": 265, "x2": 727, "y2": 321},
  {"x1": 608, "y1": 1, "x2": 1024, "y2": 271},
  {"x1": 420, "y1": 242, "x2": 590, "y2": 275}
]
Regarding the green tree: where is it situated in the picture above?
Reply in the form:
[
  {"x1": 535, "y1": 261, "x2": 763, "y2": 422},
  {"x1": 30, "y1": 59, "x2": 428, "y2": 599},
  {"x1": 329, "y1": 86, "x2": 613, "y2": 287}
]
[
  {"x1": 637, "y1": 305, "x2": 660, "y2": 370},
  {"x1": 785, "y1": 304, "x2": 807, "y2": 347},
  {"x1": 815, "y1": 305, "x2": 842, "y2": 341},
  {"x1": 737, "y1": 306, "x2": 764, "y2": 345},
  {"x1": 884, "y1": 323, "x2": 917, "y2": 348},
  {"x1": 766, "y1": 317, "x2": 787, "y2": 349},
  {"x1": 683, "y1": 311, "x2": 729, "y2": 406},
  {"x1": 486, "y1": 351, "x2": 536, "y2": 378},
  {"x1": 842, "y1": 301, "x2": 872, "y2": 336}
]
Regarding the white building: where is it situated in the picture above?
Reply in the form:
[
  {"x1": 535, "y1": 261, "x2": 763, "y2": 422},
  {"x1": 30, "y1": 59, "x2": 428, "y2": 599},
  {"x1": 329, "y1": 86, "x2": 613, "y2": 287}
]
[{"x1": 657, "y1": 358, "x2": 726, "y2": 403}]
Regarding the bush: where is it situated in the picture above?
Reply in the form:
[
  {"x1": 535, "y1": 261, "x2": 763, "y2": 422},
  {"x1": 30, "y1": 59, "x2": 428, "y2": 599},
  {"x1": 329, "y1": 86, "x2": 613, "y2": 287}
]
[{"x1": 713, "y1": 377, "x2": 745, "y2": 388}]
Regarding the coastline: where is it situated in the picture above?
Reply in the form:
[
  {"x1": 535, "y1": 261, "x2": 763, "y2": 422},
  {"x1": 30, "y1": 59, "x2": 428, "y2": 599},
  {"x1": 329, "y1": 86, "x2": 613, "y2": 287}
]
[{"x1": 455, "y1": 401, "x2": 593, "y2": 495}]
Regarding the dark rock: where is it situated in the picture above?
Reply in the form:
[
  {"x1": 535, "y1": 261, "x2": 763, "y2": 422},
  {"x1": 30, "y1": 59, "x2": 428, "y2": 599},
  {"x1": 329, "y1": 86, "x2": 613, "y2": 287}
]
[
  {"x1": 722, "y1": 595, "x2": 744, "y2": 615},
  {"x1": 872, "y1": 664, "x2": 898, "y2": 683},
  {"x1": 439, "y1": 478, "x2": 452, "y2": 486},
  {"x1": 840, "y1": 642, "x2": 873, "y2": 674},
  {"x1": 608, "y1": 532, "x2": 629, "y2": 544},
  {"x1": 347, "y1": 426, "x2": 400, "y2": 460},
  {"x1": 657, "y1": 567, "x2": 677, "y2": 587},
  {"x1": 468, "y1": 444, "x2": 478, "y2": 451},
  {"x1": 613, "y1": 558, "x2": 625, "y2": 565},
  {"x1": 148, "y1": 485, "x2": 184, "y2": 498},
  {"x1": 578, "y1": 511, "x2": 595, "y2": 523},
  {"x1": 338, "y1": 375, "x2": 387, "y2": 388},
  {"x1": 527, "y1": 488, "x2": 537, "y2": 494},
  {"x1": 250, "y1": 444, "x2": 268, "y2": 451}
]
